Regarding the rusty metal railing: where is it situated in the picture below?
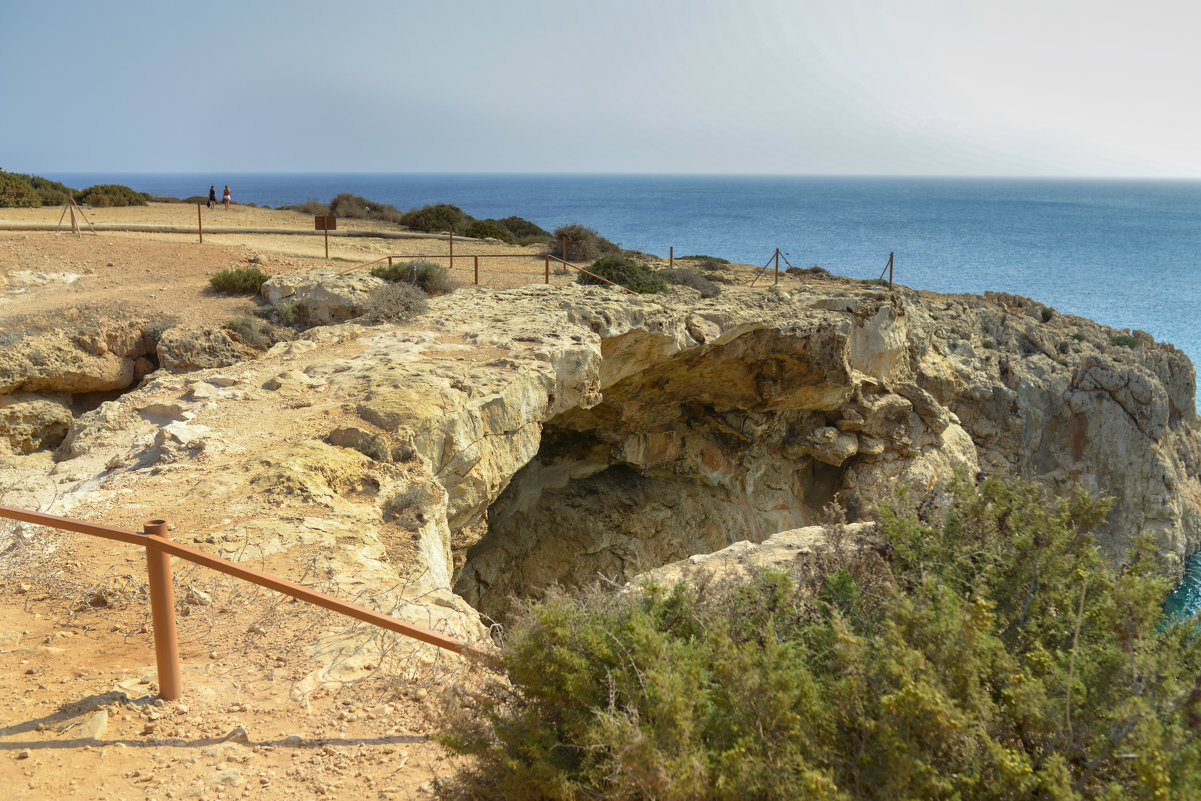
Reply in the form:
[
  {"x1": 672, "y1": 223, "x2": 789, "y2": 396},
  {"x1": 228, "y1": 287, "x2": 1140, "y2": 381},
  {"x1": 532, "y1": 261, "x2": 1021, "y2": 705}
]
[
  {"x1": 0, "y1": 504, "x2": 496, "y2": 700},
  {"x1": 340, "y1": 252, "x2": 636, "y2": 294}
]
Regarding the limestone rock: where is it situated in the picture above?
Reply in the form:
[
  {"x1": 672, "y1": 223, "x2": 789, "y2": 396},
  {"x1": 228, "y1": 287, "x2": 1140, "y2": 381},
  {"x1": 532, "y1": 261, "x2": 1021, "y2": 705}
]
[
  {"x1": 260, "y1": 268, "x2": 385, "y2": 324},
  {"x1": 157, "y1": 325, "x2": 256, "y2": 371},
  {"x1": 0, "y1": 393, "x2": 73, "y2": 453}
]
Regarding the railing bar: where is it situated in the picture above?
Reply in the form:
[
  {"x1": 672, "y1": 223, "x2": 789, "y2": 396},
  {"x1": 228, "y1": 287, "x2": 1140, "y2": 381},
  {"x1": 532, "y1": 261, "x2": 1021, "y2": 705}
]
[{"x1": 0, "y1": 504, "x2": 495, "y2": 662}]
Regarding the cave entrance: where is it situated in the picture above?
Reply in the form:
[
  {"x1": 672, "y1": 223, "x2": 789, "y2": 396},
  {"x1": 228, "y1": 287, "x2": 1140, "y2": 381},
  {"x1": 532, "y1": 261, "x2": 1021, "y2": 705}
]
[{"x1": 455, "y1": 404, "x2": 846, "y2": 621}]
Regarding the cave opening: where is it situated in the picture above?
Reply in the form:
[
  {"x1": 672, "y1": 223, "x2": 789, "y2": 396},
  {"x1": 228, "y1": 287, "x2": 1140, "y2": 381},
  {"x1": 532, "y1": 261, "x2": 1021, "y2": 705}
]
[{"x1": 455, "y1": 403, "x2": 847, "y2": 620}]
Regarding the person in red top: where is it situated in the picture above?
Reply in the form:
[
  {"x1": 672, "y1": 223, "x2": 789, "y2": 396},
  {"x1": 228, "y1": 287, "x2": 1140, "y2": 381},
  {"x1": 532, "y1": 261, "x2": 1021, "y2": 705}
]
[{"x1": 222, "y1": 185, "x2": 231, "y2": 211}]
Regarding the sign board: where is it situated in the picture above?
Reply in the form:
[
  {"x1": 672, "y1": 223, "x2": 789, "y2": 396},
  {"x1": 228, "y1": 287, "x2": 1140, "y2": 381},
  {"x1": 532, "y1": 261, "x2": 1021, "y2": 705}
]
[{"x1": 314, "y1": 216, "x2": 337, "y2": 231}]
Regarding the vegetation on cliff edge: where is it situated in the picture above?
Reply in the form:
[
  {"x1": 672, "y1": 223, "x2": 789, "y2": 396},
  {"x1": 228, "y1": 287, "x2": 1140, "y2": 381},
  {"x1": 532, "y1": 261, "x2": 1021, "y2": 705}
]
[{"x1": 439, "y1": 476, "x2": 1201, "y2": 801}]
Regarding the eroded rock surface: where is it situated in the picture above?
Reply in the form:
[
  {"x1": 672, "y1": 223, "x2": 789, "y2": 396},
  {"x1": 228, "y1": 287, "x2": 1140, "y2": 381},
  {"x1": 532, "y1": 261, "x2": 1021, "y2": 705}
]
[{"x1": 3, "y1": 277, "x2": 1199, "y2": 639}]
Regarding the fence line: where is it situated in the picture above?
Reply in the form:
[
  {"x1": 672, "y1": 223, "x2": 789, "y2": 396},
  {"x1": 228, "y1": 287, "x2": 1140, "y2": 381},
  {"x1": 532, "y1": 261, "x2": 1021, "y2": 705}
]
[{"x1": 0, "y1": 503, "x2": 496, "y2": 701}]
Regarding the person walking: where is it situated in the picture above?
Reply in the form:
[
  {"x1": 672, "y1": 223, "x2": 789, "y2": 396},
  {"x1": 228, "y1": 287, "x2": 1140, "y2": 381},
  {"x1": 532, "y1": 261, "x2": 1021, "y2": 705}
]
[
  {"x1": 207, "y1": 186, "x2": 217, "y2": 209},
  {"x1": 222, "y1": 185, "x2": 231, "y2": 211}
]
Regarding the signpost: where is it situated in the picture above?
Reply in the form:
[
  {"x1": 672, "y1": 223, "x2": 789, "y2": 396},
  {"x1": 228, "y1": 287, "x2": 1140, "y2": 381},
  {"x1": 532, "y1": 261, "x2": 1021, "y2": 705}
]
[{"x1": 314, "y1": 215, "x2": 337, "y2": 258}]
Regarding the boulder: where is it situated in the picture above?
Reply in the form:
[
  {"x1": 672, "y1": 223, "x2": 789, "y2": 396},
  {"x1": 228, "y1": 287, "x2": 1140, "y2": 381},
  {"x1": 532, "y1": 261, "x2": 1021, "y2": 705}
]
[
  {"x1": 260, "y1": 268, "x2": 385, "y2": 324},
  {"x1": 157, "y1": 325, "x2": 256, "y2": 371}
]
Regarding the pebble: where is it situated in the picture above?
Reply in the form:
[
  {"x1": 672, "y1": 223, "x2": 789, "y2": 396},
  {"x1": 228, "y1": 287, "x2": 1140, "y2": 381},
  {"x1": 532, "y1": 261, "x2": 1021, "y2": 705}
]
[{"x1": 224, "y1": 726, "x2": 250, "y2": 744}]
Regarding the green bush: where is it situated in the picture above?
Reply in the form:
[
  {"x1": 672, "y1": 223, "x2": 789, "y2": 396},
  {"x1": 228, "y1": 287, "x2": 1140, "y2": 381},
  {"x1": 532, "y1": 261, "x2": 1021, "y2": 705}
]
[
  {"x1": 208, "y1": 268, "x2": 270, "y2": 294},
  {"x1": 440, "y1": 476, "x2": 1201, "y2": 801},
  {"x1": 497, "y1": 216, "x2": 550, "y2": 240},
  {"x1": 1041, "y1": 306, "x2": 1055, "y2": 322},
  {"x1": 223, "y1": 316, "x2": 293, "y2": 349},
  {"x1": 400, "y1": 203, "x2": 472, "y2": 233},
  {"x1": 78, "y1": 184, "x2": 149, "y2": 207},
  {"x1": 256, "y1": 299, "x2": 309, "y2": 328},
  {"x1": 362, "y1": 282, "x2": 429, "y2": 322},
  {"x1": 660, "y1": 267, "x2": 721, "y2": 298},
  {"x1": 551, "y1": 223, "x2": 621, "y2": 262},
  {"x1": 10, "y1": 174, "x2": 75, "y2": 206},
  {"x1": 345, "y1": 433, "x2": 390, "y2": 463},
  {"x1": 1110, "y1": 334, "x2": 1139, "y2": 348},
  {"x1": 0, "y1": 172, "x2": 40, "y2": 207},
  {"x1": 329, "y1": 193, "x2": 405, "y2": 224},
  {"x1": 464, "y1": 219, "x2": 516, "y2": 244},
  {"x1": 370, "y1": 260, "x2": 452, "y2": 296},
  {"x1": 786, "y1": 264, "x2": 831, "y2": 277},
  {"x1": 576, "y1": 254, "x2": 667, "y2": 294},
  {"x1": 680, "y1": 254, "x2": 730, "y2": 270},
  {"x1": 279, "y1": 199, "x2": 330, "y2": 215}
]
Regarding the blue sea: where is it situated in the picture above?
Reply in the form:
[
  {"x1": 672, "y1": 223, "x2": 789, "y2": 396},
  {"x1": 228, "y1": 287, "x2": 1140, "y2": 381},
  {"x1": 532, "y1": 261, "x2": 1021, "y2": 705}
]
[{"x1": 45, "y1": 172, "x2": 1201, "y2": 608}]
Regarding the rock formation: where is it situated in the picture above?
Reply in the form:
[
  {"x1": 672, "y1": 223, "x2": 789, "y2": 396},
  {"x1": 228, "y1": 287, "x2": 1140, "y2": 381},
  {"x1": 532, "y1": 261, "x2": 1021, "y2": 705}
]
[{"x1": 2, "y1": 275, "x2": 1199, "y2": 635}]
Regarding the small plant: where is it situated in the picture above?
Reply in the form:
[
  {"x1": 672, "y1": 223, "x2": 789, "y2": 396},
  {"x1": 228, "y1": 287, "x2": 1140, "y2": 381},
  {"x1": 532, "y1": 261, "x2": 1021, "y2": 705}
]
[
  {"x1": 659, "y1": 267, "x2": 721, "y2": 298},
  {"x1": 577, "y1": 254, "x2": 667, "y2": 294},
  {"x1": 552, "y1": 223, "x2": 621, "y2": 262},
  {"x1": 362, "y1": 282, "x2": 429, "y2": 322},
  {"x1": 1073, "y1": 346, "x2": 1083, "y2": 353},
  {"x1": 400, "y1": 203, "x2": 471, "y2": 233},
  {"x1": 786, "y1": 264, "x2": 831, "y2": 277},
  {"x1": 224, "y1": 316, "x2": 292, "y2": 349},
  {"x1": 144, "y1": 318, "x2": 178, "y2": 346},
  {"x1": 680, "y1": 254, "x2": 730, "y2": 270},
  {"x1": 1040, "y1": 306, "x2": 1055, "y2": 322},
  {"x1": 345, "y1": 433, "x2": 390, "y2": 463},
  {"x1": 1071, "y1": 332, "x2": 1085, "y2": 341},
  {"x1": 498, "y1": 216, "x2": 550, "y2": 240},
  {"x1": 1110, "y1": 334, "x2": 1139, "y2": 348},
  {"x1": 370, "y1": 259, "x2": 452, "y2": 296},
  {"x1": 78, "y1": 184, "x2": 149, "y2": 207},
  {"x1": 209, "y1": 268, "x2": 270, "y2": 294},
  {"x1": 464, "y1": 219, "x2": 516, "y2": 244},
  {"x1": 279, "y1": 199, "x2": 330, "y2": 215},
  {"x1": 382, "y1": 482, "x2": 439, "y2": 528},
  {"x1": 256, "y1": 299, "x2": 309, "y2": 328},
  {"x1": 982, "y1": 338, "x2": 996, "y2": 349}
]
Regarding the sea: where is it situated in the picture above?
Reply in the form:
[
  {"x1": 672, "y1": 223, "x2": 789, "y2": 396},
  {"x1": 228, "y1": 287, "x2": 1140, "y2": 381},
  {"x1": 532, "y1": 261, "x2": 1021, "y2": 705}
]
[{"x1": 43, "y1": 172, "x2": 1201, "y2": 612}]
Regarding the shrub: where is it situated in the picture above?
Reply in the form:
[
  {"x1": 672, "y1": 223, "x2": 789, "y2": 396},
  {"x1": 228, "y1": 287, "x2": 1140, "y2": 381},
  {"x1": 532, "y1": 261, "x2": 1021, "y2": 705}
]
[
  {"x1": 329, "y1": 193, "x2": 405, "y2": 224},
  {"x1": 0, "y1": 172, "x2": 40, "y2": 207},
  {"x1": 256, "y1": 299, "x2": 309, "y2": 328},
  {"x1": 440, "y1": 476, "x2": 1201, "y2": 801},
  {"x1": 345, "y1": 433, "x2": 390, "y2": 463},
  {"x1": 1110, "y1": 334, "x2": 1139, "y2": 348},
  {"x1": 370, "y1": 260, "x2": 452, "y2": 296},
  {"x1": 208, "y1": 268, "x2": 270, "y2": 294},
  {"x1": 982, "y1": 338, "x2": 995, "y2": 349},
  {"x1": 680, "y1": 254, "x2": 730, "y2": 270},
  {"x1": 660, "y1": 267, "x2": 721, "y2": 298},
  {"x1": 551, "y1": 223, "x2": 621, "y2": 262},
  {"x1": 464, "y1": 219, "x2": 516, "y2": 244},
  {"x1": 11, "y1": 174, "x2": 74, "y2": 206},
  {"x1": 279, "y1": 199, "x2": 330, "y2": 215},
  {"x1": 497, "y1": 216, "x2": 550, "y2": 240},
  {"x1": 400, "y1": 203, "x2": 472, "y2": 233},
  {"x1": 786, "y1": 264, "x2": 831, "y2": 277},
  {"x1": 1071, "y1": 332, "x2": 1085, "y2": 341},
  {"x1": 223, "y1": 316, "x2": 292, "y2": 349},
  {"x1": 382, "y1": 482, "x2": 439, "y2": 528},
  {"x1": 577, "y1": 254, "x2": 667, "y2": 294},
  {"x1": 1041, "y1": 306, "x2": 1055, "y2": 322},
  {"x1": 78, "y1": 184, "x2": 149, "y2": 207},
  {"x1": 362, "y1": 282, "x2": 429, "y2": 322}
]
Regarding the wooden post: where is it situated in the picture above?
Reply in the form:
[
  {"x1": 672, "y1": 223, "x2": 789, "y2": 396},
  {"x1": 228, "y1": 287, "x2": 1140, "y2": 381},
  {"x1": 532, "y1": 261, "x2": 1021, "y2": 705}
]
[
  {"x1": 545, "y1": 254, "x2": 550, "y2": 284},
  {"x1": 774, "y1": 249, "x2": 780, "y2": 285},
  {"x1": 197, "y1": 203, "x2": 203, "y2": 244},
  {"x1": 670, "y1": 246, "x2": 673, "y2": 270},
  {"x1": 324, "y1": 226, "x2": 329, "y2": 259},
  {"x1": 142, "y1": 519, "x2": 182, "y2": 701},
  {"x1": 889, "y1": 251, "x2": 894, "y2": 290},
  {"x1": 449, "y1": 227, "x2": 454, "y2": 270},
  {"x1": 388, "y1": 256, "x2": 393, "y2": 269},
  {"x1": 474, "y1": 255, "x2": 479, "y2": 286}
]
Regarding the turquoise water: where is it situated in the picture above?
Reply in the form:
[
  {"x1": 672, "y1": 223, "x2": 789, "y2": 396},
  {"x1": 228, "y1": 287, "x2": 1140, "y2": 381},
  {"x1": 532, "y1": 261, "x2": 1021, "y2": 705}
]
[{"x1": 45, "y1": 173, "x2": 1201, "y2": 612}]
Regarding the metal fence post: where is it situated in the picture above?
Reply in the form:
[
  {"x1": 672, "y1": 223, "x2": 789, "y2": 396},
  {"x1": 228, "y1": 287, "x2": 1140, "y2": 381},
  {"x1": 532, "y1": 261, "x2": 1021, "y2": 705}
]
[{"x1": 142, "y1": 519, "x2": 182, "y2": 700}]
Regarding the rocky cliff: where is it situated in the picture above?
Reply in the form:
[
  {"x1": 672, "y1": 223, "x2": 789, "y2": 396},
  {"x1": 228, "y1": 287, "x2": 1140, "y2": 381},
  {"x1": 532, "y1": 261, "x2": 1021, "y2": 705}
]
[{"x1": 2, "y1": 273, "x2": 1199, "y2": 632}]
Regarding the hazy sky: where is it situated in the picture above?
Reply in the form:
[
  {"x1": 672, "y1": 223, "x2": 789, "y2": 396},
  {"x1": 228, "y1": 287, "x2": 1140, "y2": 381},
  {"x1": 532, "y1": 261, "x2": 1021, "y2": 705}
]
[{"x1": 4, "y1": 0, "x2": 1198, "y2": 176}]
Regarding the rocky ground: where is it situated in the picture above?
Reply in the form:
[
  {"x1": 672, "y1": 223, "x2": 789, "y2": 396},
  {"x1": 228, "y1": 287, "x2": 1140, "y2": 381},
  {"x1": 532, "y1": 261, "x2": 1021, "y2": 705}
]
[{"x1": 2, "y1": 201, "x2": 1200, "y2": 801}]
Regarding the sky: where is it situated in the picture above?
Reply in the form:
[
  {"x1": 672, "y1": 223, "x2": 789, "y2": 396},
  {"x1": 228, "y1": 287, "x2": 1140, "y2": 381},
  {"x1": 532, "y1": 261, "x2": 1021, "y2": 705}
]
[{"x1": 3, "y1": 0, "x2": 1199, "y2": 176}]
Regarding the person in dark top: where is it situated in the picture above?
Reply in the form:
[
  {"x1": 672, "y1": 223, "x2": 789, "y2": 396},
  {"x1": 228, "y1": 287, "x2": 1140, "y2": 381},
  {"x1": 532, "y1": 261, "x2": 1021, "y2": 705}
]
[{"x1": 208, "y1": 186, "x2": 217, "y2": 209}]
